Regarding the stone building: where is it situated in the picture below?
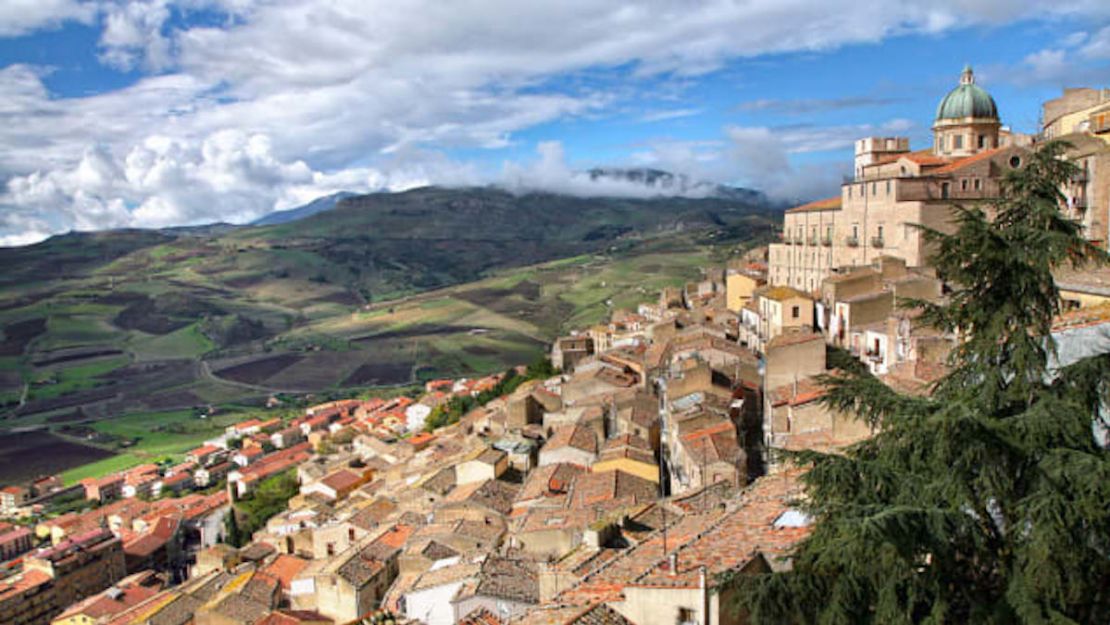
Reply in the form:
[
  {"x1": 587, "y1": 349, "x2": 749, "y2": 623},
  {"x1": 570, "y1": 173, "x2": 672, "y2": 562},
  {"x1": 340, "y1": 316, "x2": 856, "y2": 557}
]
[{"x1": 769, "y1": 66, "x2": 1033, "y2": 292}]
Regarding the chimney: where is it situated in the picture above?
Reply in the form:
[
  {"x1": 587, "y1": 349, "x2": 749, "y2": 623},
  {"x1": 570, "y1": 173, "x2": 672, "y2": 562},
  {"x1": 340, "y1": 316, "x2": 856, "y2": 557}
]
[{"x1": 668, "y1": 552, "x2": 678, "y2": 575}]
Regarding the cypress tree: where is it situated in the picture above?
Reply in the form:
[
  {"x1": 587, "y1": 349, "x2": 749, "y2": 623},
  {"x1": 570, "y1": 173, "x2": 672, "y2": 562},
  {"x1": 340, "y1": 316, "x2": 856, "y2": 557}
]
[{"x1": 734, "y1": 141, "x2": 1110, "y2": 624}]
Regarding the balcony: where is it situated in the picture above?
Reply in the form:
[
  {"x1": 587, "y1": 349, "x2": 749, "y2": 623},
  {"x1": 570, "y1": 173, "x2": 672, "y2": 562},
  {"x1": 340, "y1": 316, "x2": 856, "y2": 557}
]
[
  {"x1": 846, "y1": 235, "x2": 859, "y2": 248},
  {"x1": 821, "y1": 236, "x2": 833, "y2": 247},
  {"x1": 871, "y1": 236, "x2": 885, "y2": 248}
]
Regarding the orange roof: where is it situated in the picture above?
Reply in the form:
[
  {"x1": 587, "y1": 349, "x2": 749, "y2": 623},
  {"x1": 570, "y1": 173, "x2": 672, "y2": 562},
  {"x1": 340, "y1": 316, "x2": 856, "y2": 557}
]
[
  {"x1": 769, "y1": 377, "x2": 828, "y2": 408},
  {"x1": 262, "y1": 554, "x2": 310, "y2": 590},
  {"x1": 931, "y1": 146, "x2": 1007, "y2": 174},
  {"x1": 899, "y1": 149, "x2": 950, "y2": 167},
  {"x1": 785, "y1": 195, "x2": 841, "y2": 214},
  {"x1": 375, "y1": 524, "x2": 414, "y2": 549}
]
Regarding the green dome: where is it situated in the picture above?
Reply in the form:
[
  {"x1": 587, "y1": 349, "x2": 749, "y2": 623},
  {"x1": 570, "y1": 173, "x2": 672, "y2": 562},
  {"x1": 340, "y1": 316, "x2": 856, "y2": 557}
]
[{"x1": 935, "y1": 66, "x2": 998, "y2": 121}]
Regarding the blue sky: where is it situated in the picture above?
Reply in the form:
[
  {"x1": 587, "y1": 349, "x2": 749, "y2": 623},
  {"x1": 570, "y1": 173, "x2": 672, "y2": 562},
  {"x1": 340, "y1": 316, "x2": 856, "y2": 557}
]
[{"x1": 1, "y1": 1, "x2": 1109, "y2": 246}]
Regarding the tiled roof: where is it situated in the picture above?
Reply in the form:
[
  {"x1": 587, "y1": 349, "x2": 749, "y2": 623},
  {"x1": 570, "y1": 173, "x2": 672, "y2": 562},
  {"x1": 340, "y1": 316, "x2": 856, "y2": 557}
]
[
  {"x1": 769, "y1": 377, "x2": 828, "y2": 408},
  {"x1": 785, "y1": 196, "x2": 841, "y2": 214},
  {"x1": 348, "y1": 498, "x2": 398, "y2": 530},
  {"x1": 474, "y1": 556, "x2": 540, "y2": 604},
  {"x1": 931, "y1": 146, "x2": 1007, "y2": 174},
  {"x1": 899, "y1": 149, "x2": 950, "y2": 167},
  {"x1": 516, "y1": 463, "x2": 585, "y2": 503},
  {"x1": 634, "y1": 472, "x2": 808, "y2": 588},
  {"x1": 567, "y1": 470, "x2": 657, "y2": 509},
  {"x1": 320, "y1": 469, "x2": 363, "y2": 493},
  {"x1": 445, "y1": 479, "x2": 520, "y2": 515},
  {"x1": 545, "y1": 424, "x2": 599, "y2": 455},
  {"x1": 262, "y1": 554, "x2": 310, "y2": 590},
  {"x1": 410, "y1": 560, "x2": 482, "y2": 592},
  {"x1": 460, "y1": 607, "x2": 503, "y2": 625}
]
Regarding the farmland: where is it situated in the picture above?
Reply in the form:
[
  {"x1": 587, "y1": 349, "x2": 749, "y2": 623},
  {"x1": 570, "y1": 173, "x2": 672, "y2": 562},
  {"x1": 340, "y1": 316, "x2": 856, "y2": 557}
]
[{"x1": 0, "y1": 185, "x2": 778, "y2": 483}]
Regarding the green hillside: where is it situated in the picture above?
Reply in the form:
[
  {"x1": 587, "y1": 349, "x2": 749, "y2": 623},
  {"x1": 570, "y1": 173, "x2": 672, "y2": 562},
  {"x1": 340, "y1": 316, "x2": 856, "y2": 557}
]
[{"x1": 0, "y1": 185, "x2": 778, "y2": 482}]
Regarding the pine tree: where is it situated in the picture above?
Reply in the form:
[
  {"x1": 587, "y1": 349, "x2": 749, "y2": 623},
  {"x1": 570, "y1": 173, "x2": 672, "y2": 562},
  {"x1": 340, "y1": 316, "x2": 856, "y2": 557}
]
[
  {"x1": 224, "y1": 507, "x2": 242, "y2": 548},
  {"x1": 734, "y1": 141, "x2": 1110, "y2": 624}
]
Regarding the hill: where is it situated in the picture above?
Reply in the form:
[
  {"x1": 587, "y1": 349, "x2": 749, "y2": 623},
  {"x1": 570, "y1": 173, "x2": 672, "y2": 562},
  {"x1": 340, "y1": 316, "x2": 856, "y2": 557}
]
[
  {"x1": 0, "y1": 185, "x2": 778, "y2": 481},
  {"x1": 250, "y1": 191, "x2": 358, "y2": 226}
]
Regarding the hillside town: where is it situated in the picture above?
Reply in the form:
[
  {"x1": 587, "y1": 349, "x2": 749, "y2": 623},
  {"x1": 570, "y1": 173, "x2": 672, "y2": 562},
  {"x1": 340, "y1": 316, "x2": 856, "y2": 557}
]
[{"x1": 0, "y1": 68, "x2": 1108, "y2": 625}]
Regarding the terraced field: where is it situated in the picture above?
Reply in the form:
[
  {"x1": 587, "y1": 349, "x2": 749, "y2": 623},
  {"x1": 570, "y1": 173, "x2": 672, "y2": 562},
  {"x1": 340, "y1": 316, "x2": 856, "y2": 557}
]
[{"x1": 0, "y1": 185, "x2": 778, "y2": 482}]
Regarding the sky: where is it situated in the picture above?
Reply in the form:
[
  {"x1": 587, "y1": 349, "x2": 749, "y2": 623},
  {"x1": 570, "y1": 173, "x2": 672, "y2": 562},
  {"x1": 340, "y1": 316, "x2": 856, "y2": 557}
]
[{"x1": 2, "y1": 1, "x2": 1110, "y2": 247}]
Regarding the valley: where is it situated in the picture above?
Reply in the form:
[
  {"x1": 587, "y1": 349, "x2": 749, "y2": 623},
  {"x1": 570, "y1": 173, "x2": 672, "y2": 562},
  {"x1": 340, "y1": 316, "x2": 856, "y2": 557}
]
[{"x1": 0, "y1": 185, "x2": 778, "y2": 482}]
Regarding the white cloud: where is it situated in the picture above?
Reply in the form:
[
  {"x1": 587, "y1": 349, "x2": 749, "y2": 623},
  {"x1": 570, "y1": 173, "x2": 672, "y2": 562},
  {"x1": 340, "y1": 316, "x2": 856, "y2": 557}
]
[
  {"x1": 0, "y1": 0, "x2": 96, "y2": 37},
  {"x1": 1080, "y1": 25, "x2": 1110, "y2": 59},
  {"x1": 98, "y1": 0, "x2": 174, "y2": 71},
  {"x1": 639, "y1": 108, "x2": 703, "y2": 123},
  {"x1": 4, "y1": 0, "x2": 1110, "y2": 244}
]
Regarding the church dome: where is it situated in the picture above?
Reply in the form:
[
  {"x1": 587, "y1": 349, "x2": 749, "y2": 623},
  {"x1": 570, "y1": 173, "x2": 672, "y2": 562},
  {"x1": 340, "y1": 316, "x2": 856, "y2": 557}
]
[{"x1": 935, "y1": 66, "x2": 998, "y2": 122}]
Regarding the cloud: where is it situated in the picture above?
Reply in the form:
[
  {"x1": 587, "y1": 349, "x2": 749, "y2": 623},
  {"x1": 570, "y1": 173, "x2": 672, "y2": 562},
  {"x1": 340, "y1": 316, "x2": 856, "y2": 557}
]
[
  {"x1": 98, "y1": 0, "x2": 175, "y2": 71},
  {"x1": 738, "y1": 95, "x2": 907, "y2": 115},
  {"x1": 0, "y1": 0, "x2": 96, "y2": 37},
  {"x1": 5, "y1": 1, "x2": 1110, "y2": 244},
  {"x1": 639, "y1": 108, "x2": 703, "y2": 123},
  {"x1": 723, "y1": 125, "x2": 850, "y2": 202},
  {"x1": 1080, "y1": 24, "x2": 1110, "y2": 59}
]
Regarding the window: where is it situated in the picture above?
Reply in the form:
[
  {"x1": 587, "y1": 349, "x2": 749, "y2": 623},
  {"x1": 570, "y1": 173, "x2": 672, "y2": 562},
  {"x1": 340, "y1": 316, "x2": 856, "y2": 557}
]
[
  {"x1": 877, "y1": 225, "x2": 884, "y2": 238},
  {"x1": 871, "y1": 182, "x2": 877, "y2": 195},
  {"x1": 886, "y1": 180, "x2": 891, "y2": 194},
  {"x1": 961, "y1": 179, "x2": 968, "y2": 191},
  {"x1": 847, "y1": 186, "x2": 852, "y2": 199},
  {"x1": 678, "y1": 608, "x2": 696, "y2": 625},
  {"x1": 941, "y1": 182, "x2": 950, "y2": 199},
  {"x1": 326, "y1": 543, "x2": 335, "y2": 556},
  {"x1": 978, "y1": 134, "x2": 986, "y2": 149},
  {"x1": 1009, "y1": 155, "x2": 1022, "y2": 168},
  {"x1": 348, "y1": 528, "x2": 356, "y2": 541},
  {"x1": 954, "y1": 135, "x2": 963, "y2": 149},
  {"x1": 974, "y1": 178, "x2": 981, "y2": 191},
  {"x1": 852, "y1": 224, "x2": 859, "y2": 238}
]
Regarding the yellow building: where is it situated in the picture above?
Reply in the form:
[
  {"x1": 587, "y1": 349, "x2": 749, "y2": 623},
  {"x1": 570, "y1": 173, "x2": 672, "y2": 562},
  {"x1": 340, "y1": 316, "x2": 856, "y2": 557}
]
[
  {"x1": 725, "y1": 267, "x2": 765, "y2": 312},
  {"x1": 1043, "y1": 87, "x2": 1110, "y2": 142},
  {"x1": 592, "y1": 434, "x2": 659, "y2": 483}
]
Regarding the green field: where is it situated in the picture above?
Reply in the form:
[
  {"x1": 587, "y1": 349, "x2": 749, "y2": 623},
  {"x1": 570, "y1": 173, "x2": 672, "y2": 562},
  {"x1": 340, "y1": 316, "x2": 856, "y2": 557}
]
[{"x1": 0, "y1": 185, "x2": 777, "y2": 483}]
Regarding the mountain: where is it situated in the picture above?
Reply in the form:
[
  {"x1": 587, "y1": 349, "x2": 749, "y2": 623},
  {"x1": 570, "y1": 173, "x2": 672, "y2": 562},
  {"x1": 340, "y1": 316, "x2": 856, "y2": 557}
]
[
  {"x1": 250, "y1": 191, "x2": 358, "y2": 226},
  {"x1": 0, "y1": 185, "x2": 780, "y2": 434},
  {"x1": 584, "y1": 167, "x2": 768, "y2": 202}
]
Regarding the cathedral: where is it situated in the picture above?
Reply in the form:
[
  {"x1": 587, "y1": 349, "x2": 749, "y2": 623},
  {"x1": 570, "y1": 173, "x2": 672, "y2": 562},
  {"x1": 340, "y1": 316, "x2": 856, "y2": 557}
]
[{"x1": 768, "y1": 66, "x2": 1033, "y2": 292}]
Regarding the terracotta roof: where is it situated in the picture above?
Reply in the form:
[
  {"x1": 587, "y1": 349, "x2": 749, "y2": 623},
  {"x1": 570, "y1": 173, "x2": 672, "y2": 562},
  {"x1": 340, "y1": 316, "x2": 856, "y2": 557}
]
[
  {"x1": 348, "y1": 498, "x2": 398, "y2": 531},
  {"x1": 931, "y1": 146, "x2": 1008, "y2": 174},
  {"x1": 634, "y1": 471, "x2": 808, "y2": 588},
  {"x1": 567, "y1": 470, "x2": 657, "y2": 509},
  {"x1": 56, "y1": 582, "x2": 159, "y2": 620},
  {"x1": 545, "y1": 424, "x2": 599, "y2": 455},
  {"x1": 262, "y1": 554, "x2": 310, "y2": 590},
  {"x1": 320, "y1": 469, "x2": 363, "y2": 494},
  {"x1": 517, "y1": 463, "x2": 586, "y2": 504},
  {"x1": 769, "y1": 377, "x2": 828, "y2": 408},
  {"x1": 785, "y1": 196, "x2": 841, "y2": 214},
  {"x1": 459, "y1": 607, "x2": 503, "y2": 625},
  {"x1": 899, "y1": 149, "x2": 950, "y2": 167},
  {"x1": 474, "y1": 556, "x2": 539, "y2": 603}
]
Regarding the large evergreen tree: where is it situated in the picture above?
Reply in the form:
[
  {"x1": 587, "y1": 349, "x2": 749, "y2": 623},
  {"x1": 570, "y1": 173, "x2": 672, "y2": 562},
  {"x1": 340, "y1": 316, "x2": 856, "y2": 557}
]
[{"x1": 735, "y1": 142, "x2": 1110, "y2": 624}]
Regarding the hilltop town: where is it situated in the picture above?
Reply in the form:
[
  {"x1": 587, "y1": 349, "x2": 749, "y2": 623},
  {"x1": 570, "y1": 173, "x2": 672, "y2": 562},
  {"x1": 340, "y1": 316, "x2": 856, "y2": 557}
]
[{"x1": 0, "y1": 69, "x2": 1108, "y2": 625}]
